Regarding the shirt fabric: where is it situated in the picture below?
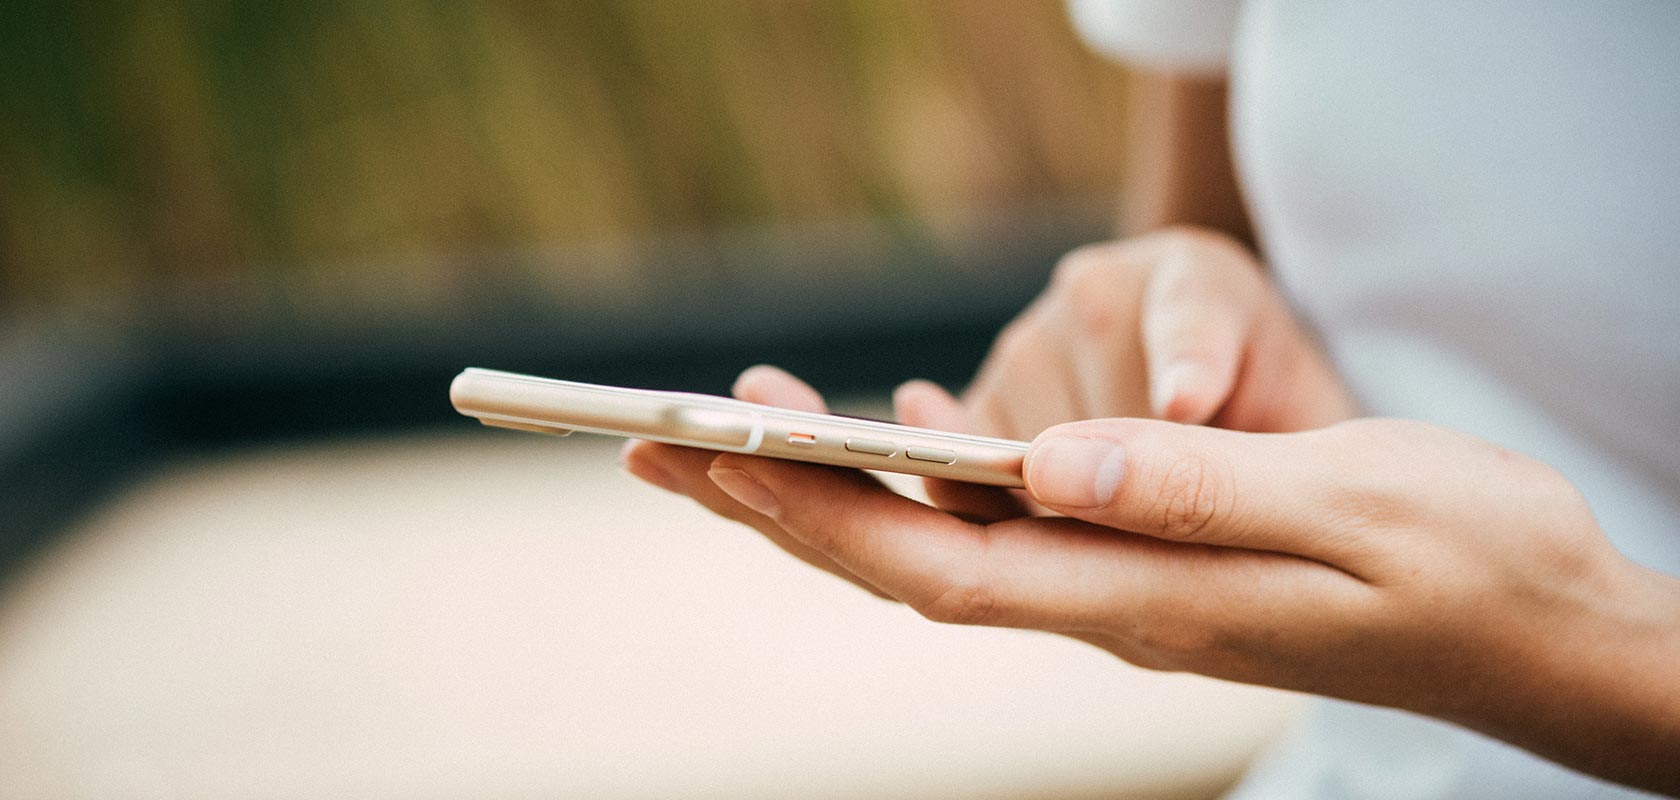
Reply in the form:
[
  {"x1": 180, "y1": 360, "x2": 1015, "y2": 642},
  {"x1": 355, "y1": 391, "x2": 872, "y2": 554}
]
[{"x1": 1068, "y1": 1, "x2": 1680, "y2": 797}]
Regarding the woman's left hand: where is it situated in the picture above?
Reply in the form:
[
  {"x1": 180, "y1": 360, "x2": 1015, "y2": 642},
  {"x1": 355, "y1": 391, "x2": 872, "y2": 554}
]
[{"x1": 624, "y1": 366, "x2": 1680, "y2": 795}]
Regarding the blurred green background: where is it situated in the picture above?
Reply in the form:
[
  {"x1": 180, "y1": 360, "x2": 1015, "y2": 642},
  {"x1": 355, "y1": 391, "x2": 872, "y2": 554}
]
[
  {"x1": 0, "y1": 0, "x2": 1127, "y2": 320},
  {"x1": 0, "y1": 0, "x2": 1133, "y2": 559}
]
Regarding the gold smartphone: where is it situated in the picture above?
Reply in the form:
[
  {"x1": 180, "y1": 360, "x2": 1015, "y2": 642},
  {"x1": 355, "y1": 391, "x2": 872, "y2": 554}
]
[{"x1": 450, "y1": 368, "x2": 1029, "y2": 487}]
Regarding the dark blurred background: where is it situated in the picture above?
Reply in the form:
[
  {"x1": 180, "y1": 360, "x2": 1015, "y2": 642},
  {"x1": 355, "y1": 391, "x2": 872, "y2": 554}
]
[{"x1": 0, "y1": 1, "x2": 1132, "y2": 571}]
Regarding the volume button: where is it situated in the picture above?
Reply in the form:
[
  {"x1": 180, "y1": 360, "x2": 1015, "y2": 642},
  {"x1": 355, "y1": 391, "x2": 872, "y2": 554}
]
[
  {"x1": 844, "y1": 438, "x2": 897, "y2": 456},
  {"x1": 905, "y1": 447, "x2": 956, "y2": 464}
]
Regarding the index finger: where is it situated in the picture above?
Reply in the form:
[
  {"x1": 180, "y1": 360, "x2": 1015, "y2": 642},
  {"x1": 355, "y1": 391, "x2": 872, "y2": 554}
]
[{"x1": 708, "y1": 451, "x2": 1362, "y2": 640}]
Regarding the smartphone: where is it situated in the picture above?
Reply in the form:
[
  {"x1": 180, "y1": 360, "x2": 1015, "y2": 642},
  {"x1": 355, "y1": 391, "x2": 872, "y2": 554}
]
[{"x1": 449, "y1": 368, "x2": 1029, "y2": 488}]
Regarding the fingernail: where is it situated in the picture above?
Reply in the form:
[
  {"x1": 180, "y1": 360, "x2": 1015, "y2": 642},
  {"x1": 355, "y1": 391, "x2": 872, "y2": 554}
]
[
  {"x1": 1028, "y1": 436, "x2": 1126, "y2": 508},
  {"x1": 1151, "y1": 363, "x2": 1198, "y2": 417},
  {"x1": 709, "y1": 466, "x2": 781, "y2": 518}
]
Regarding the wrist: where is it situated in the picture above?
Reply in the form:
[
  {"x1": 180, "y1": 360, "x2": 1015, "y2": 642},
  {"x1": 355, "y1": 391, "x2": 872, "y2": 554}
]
[{"x1": 1463, "y1": 553, "x2": 1680, "y2": 794}]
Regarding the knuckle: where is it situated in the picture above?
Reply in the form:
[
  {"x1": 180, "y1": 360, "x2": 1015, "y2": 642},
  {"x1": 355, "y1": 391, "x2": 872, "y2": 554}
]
[
  {"x1": 1128, "y1": 617, "x2": 1222, "y2": 672},
  {"x1": 1316, "y1": 482, "x2": 1408, "y2": 534},
  {"x1": 1511, "y1": 463, "x2": 1605, "y2": 580},
  {"x1": 1052, "y1": 247, "x2": 1135, "y2": 337},
  {"x1": 1068, "y1": 282, "x2": 1127, "y2": 339},
  {"x1": 1304, "y1": 422, "x2": 1415, "y2": 526},
  {"x1": 917, "y1": 578, "x2": 998, "y2": 626},
  {"x1": 1519, "y1": 456, "x2": 1581, "y2": 501},
  {"x1": 1533, "y1": 522, "x2": 1603, "y2": 586},
  {"x1": 1050, "y1": 245, "x2": 1114, "y2": 293},
  {"x1": 1151, "y1": 455, "x2": 1231, "y2": 541},
  {"x1": 1053, "y1": 244, "x2": 1133, "y2": 290}
]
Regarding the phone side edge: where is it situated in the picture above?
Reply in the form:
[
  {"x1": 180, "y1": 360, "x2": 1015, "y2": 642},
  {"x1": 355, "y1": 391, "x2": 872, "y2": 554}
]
[
  {"x1": 753, "y1": 407, "x2": 1027, "y2": 488},
  {"x1": 451, "y1": 369, "x2": 765, "y2": 453}
]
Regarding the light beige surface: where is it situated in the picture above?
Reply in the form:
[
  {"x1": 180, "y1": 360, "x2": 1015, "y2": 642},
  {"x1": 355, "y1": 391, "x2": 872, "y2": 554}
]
[{"x1": 0, "y1": 429, "x2": 1300, "y2": 800}]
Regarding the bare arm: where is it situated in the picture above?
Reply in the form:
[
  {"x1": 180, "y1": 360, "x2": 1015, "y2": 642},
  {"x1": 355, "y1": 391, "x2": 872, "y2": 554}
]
[{"x1": 1122, "y1": 73, "x2": 1253, "y2": 247}]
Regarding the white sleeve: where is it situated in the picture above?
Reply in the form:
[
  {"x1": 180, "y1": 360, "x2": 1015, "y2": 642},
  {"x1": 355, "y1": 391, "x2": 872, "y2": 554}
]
[{"x1": 1066, "y1": 0, "x2": 1242, "y2": 75}]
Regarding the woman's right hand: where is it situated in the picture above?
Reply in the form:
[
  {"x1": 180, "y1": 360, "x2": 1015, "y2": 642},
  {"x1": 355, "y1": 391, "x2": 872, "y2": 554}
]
[{"x1": 903, "y1": 226, "x2": 1356, "y2": 442}]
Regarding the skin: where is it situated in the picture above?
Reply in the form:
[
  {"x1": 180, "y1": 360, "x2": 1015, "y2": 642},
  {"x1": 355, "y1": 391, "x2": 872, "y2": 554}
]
[
  {"x1": 622, "y1": 75, "x2": 1680, "y2": 794},
  {"x1": 1121, "y1": 74, "x2": 1254, "y2": 246}
]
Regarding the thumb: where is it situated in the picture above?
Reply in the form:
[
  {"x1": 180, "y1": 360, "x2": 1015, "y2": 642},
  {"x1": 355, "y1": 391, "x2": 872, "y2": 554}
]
[{"x1": 1023, "y1": 418, "x2": 1349, "y2": 564}]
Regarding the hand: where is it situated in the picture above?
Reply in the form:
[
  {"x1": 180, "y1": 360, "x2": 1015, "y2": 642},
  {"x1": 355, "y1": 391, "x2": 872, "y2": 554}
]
[
  {"x1": 940, "y1": 226, "x2": 1355, "y2": 440},
  {"x1": 625, "y1": 367, "x2": 1680, "y2": 794}
]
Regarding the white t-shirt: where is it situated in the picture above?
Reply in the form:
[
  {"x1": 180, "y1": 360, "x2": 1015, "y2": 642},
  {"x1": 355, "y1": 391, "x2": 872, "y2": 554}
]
[{"x1": 1070, "y1": 2, "x2": 1680, "y2": 797}]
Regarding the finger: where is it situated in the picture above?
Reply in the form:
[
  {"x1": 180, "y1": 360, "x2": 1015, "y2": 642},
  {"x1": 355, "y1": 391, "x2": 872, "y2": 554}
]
[
  {"x1": 623, "y1": 363, "x2": 823, "y2": 493},
  {"x1": 1047, "y1": 245, "x2": 1154, "y2": 420},
  {"x1": 623, "y1": 439, "x2": 893, "y2": 599},
  {"x1": 710, "y1": 450, "x2": 1360, "y2": 636},
  {"x1": 1139, "y1": 245, "x2": 1262, "y2": 424},
  {"x1": 894, "y1": 379, "x2": 1030, "y2": 522},
  {"x1": 1215, "y1": 311, "x2": 1361, "y2": 432},
  {"x1": 1022, "y1": 418, "x2": 1368, "y2": 571},
  {"x1": 962, "y1": 306, "x2": 1082, "y2": 440},
  {"x1": 966, "y1": 383, "x2": 1023, "y2": 442},
  {"x1": 619, "y1": 438, "x2": 689, "y2": 495},
  {"x1": 1070, "y1": 329, "x2": 1151, "y2": 422},
  {"x1": 733, "y1": 363, "x2": 829, "y2": 412},
  {"x1": 707, "y1": 452, "x2": 1143, "y2": 630},
  {"x1": 730, "y1": 363, "x2": 1028, "y2": 519}
]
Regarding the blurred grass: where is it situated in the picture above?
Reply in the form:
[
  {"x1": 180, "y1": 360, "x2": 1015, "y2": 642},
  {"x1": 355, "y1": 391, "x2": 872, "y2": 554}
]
[{"x1": 0, "y1": 1, "x2": 1128, "y2": 321}]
